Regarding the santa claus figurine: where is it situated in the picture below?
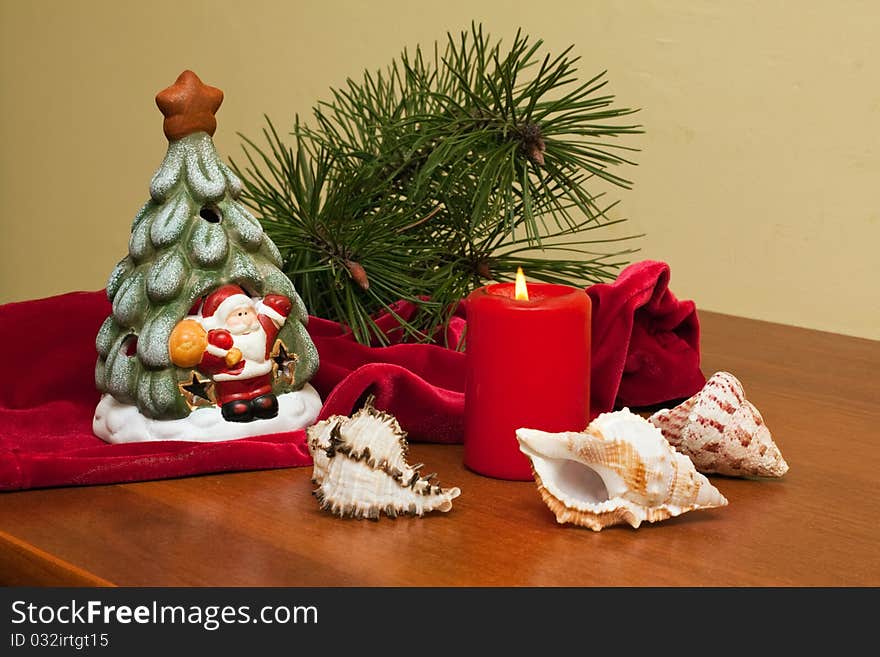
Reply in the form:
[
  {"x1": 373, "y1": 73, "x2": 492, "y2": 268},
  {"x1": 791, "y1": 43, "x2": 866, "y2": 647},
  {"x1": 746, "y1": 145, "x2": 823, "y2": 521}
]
[{"x1": 169, "y1": 284, "x2": 293, "y2": 422}]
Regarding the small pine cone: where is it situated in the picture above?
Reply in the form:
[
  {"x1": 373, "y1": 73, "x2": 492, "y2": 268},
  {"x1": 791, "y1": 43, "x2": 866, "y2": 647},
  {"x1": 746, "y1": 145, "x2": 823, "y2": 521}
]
[
  {"x1": 476, "y1": 259, "x2": 492, "y2": 279},
  {"x1": 519, "y1": 122, "x2": 546, "y2": 166},
  {"x1": 345, "y1": 260, "x2": 370, "y2": 290}
]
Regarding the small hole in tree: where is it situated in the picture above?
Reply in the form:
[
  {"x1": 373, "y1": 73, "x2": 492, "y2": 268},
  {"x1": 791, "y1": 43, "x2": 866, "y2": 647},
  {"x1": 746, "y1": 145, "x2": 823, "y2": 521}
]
[
  {"x1": 199, "y1": 206, "x2": 222, "y2": 223},
  {"x1": 120, "y1": 334, "x2": 138, "y2": 357}
]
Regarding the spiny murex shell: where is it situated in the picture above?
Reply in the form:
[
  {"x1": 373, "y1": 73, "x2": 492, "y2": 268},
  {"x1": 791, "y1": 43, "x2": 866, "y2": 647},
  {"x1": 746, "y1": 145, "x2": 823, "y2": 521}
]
[
  {"x1": 516, "y1": 409, "x2": 727, "y2": 531},
  {"x1": 649, "y1": 371, "x2": 789, "y2": 478},
  {"x1": 307, "y1": 399, "x2": 460, "y2": 520}
]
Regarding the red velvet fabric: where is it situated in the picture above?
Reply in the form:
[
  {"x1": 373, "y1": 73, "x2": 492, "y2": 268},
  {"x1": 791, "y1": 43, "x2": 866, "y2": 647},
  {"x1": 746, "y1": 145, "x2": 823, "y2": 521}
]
[
  {"x1": 0, "y1": 260, "x2": 703, "y2": 491},
  {"x1": 587, "y1": 260, "x2": 705, "y2": 413}
]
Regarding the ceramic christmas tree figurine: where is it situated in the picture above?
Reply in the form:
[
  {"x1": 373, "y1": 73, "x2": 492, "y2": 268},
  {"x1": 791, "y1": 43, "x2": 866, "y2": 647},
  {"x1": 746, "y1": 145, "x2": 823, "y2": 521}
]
[{"x1": 93, "y1": 70, "x2": 321, "y2": 443}]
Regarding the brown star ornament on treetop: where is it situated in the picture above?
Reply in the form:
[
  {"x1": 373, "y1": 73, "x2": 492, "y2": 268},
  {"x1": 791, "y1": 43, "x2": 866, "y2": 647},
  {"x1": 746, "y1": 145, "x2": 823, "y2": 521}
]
[{"x1": 155, "y1": 70, "x2": 224, "y2": 141}]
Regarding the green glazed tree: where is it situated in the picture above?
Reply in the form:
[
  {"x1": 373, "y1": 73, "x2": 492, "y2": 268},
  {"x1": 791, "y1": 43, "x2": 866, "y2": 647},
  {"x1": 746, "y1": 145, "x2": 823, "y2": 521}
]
[{"x1": 94, "y1": 71, "x2": 318, "y2": 421}]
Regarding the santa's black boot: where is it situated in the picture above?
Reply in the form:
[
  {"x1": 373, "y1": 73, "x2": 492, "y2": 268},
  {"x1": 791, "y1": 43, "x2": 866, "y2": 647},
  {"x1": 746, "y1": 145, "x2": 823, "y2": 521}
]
[
  {"x1": 251, "y1": 393, "x2": 279, "y2": 420},
  {"x1": 221, "y1": 400, "x2": 253, "y2": 422}
]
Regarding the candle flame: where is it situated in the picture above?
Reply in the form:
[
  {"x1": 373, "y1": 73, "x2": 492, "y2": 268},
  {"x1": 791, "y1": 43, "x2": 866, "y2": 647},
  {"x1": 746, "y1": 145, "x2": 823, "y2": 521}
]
[{"x1": 514, "y1": 267, "x2": 529, "y2": 301}]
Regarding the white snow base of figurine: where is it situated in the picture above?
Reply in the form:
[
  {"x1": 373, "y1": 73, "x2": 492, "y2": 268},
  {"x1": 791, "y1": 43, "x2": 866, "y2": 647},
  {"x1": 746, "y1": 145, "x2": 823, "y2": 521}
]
[{"x1": 93, "y1": 384, "x2": 323, "y2": 444}]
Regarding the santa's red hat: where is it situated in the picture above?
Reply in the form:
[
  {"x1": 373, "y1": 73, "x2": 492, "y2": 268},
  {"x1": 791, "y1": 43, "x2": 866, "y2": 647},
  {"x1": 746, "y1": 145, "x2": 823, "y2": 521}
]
[{"x1": 198, "y1": 284, "x2": 253, "y2": 330}]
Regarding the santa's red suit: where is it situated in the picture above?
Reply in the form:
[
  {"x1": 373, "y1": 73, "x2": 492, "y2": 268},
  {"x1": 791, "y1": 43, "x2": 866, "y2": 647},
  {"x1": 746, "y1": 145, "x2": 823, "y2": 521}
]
[{"x1": 191, "y1": 284, "x2": 292, "y2": 422}]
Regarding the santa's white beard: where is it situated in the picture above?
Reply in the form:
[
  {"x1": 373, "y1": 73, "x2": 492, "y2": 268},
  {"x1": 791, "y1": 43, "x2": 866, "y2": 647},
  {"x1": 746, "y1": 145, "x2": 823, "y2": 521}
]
[
  {"x1": 232, "y1": 324, "x2": 268, "y2": 363},
  {"x1": 212, "y1": 323, "x2": 274, "y2": 382}
]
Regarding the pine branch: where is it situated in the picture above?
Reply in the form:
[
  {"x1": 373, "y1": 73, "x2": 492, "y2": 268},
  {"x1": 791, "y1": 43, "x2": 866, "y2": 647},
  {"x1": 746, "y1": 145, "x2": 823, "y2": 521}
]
[{"x1": 231, "y1": 23, "x2": 643, "y2": 344}]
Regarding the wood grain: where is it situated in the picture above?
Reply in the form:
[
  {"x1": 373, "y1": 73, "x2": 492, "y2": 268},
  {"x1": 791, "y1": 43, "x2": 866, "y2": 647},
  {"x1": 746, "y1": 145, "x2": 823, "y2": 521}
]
[
  {"x1": 0, "y1": 530, "x2": 115, "y2": 587},
  {"x1": 1, "y1": 311, "x2": 877, "y2": 586}
]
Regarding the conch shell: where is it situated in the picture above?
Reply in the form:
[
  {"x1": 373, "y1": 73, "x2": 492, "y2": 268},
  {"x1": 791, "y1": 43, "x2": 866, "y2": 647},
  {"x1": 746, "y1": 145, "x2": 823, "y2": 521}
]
[
  {"x1": 516, "y1": 409, "x2": 727, "y2": 531},
  {"x1": 649, "y1": 371, "x2": 788, "y2": 478},
  {"x1": 307, "y1": 398, "x2": 460, "y2": 519}
]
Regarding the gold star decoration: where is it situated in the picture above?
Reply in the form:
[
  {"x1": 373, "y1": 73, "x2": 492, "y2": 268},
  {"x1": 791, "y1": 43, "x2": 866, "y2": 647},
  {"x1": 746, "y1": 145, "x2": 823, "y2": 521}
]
[
  {"x1": 155, "y1": 70, "x2": 224, "y2": 141},
  {"x1": 178, "y1": 372, "x2": 216, "y2": 411},
  {"x1": 270, "y1": 340, "x2": 299, "y2": 387}
]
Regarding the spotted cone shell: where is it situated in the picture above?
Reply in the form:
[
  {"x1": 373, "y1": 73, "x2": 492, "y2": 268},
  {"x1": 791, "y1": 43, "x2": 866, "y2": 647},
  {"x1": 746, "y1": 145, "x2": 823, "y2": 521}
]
[
  {"x1": 307, "y1": 398, "x2": 460, "y2": 520},
  {"x1": 649, "y1": 371, "x2": 789, "y2": 478},
  {"x1": 516, "y1": 409, "x2": 727, "y2": 531}
]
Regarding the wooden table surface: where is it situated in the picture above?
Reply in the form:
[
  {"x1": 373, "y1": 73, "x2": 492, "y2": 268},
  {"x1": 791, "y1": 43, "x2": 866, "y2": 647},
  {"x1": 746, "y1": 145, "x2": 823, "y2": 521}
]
[{"x1": 1, "y1": 311, "x2": 877, "y2": 586}]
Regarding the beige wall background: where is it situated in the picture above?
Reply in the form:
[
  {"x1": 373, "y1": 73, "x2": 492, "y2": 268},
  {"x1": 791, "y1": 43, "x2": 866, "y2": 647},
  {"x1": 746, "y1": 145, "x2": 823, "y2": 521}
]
[{"x1": 1, "y1": 0, "x2": 878, "y2": 339}]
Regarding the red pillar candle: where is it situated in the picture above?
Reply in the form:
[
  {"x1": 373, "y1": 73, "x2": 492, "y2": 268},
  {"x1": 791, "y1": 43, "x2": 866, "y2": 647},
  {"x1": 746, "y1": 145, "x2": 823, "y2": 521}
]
[{"x1": 464, "y1": 276, "x2": 591, "y2": 480}]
